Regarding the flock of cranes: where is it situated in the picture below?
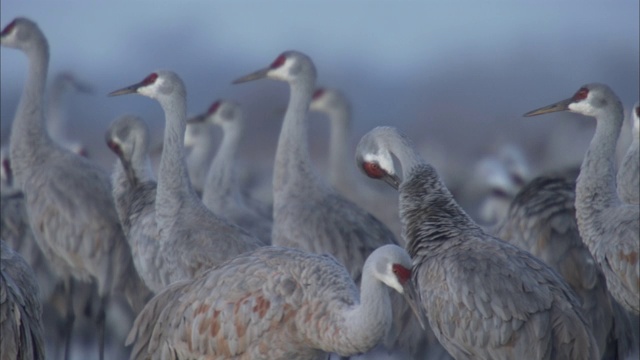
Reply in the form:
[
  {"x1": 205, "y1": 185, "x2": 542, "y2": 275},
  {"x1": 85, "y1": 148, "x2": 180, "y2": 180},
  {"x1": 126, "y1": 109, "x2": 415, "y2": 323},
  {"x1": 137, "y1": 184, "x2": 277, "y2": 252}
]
[{"x1": 1, "y1": 16, "x2": 638, "y2": 360}]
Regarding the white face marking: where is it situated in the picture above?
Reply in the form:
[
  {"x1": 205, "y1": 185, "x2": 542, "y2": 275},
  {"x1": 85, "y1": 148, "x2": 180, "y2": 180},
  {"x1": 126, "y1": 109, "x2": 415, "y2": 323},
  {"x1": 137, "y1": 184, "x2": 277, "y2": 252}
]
[
  {"x1": 268, "y1": 56, "x2": 295, "y2": 81},
  {"x1": 137, "y1": 76, "x2": 165, "y2": 98},
  {"x1": 363, "y1": 152, "x2": 395, "y2": 176},
  {"x1": 380, "y1": 268, "x2": 404, "y2": 294}
]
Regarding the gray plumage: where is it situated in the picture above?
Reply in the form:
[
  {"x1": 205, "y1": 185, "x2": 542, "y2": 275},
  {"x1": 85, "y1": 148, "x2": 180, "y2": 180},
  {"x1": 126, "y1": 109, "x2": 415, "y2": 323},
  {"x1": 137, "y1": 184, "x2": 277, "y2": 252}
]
[
  {"x1": 309, "y1": 87, "x2": 403, "y2": 240},
  {"x1": 1, "y1": 240, "x2": 45, "y2": 360},
  {"x1": 184, "y1": 120, "x2": 216, "y2": 197},
  {"x1": 109, "y1": 71, "x2": 264, "y2": 285},
  {"x1": 0, "y1": 147, "x2": 57, "y2": 300},
  {"x1": 233, "y1": 52, "x2": 427, "y2": 356},
  {"x1": 495, "y1": 175, "x2": 634, "y2": 359},
  {"x1": 188, "y1": 100, "x2": 273, "y2": 245},
  {"x1": 106, "y1": 114, "x2": 166, "y2": 293},
  {"x1": 524, "y1": 83, "x2": 639, "y2": 314},
  {"x1": 617, "y1": 102, "x2": 639, "y2": 205},
  {"x1": 126, "y1": 245, "x2": 416, "y2": 360},
  {"x1": 356, "y1": 126, "x2": 600, "y2": 360},
  {"x1": 1, "y1": 17, "x2": 151, "y2": 359}
]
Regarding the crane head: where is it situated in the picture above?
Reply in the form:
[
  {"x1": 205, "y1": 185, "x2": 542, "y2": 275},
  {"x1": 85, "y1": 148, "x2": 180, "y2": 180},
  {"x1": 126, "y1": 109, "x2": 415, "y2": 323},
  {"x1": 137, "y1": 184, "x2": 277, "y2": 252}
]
[
  {"x1": 1, "y1": 17, "x2": 44, "y2": 51},
  {"x1": 232, "y1": 50, "x2": 317, "y2": 85},
  {"x1": 524, "y1": 83, "x2": 622, "y2": 119}
]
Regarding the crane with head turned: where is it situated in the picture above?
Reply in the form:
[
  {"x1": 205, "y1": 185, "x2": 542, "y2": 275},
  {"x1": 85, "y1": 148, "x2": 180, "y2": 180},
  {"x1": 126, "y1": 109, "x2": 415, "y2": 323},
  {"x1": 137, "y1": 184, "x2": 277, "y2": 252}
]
[
  {"x1": 126, "y1": 245, "x2": 416, "y2": 360},
  {"x1": 356, "y1": 125, "x2": 600, "y2": 359},
  {"x1": 106, "y1": 114, "x2": 166, "y2": 293}
]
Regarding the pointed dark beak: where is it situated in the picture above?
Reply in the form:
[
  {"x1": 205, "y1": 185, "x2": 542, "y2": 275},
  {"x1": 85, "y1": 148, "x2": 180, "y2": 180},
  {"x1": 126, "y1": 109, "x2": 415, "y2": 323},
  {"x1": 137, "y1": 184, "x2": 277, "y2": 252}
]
[
  {"x1": 402, "y1": 280, "x2": 427, "y2": 330},
  {"x1": 186, "y1": 113, "x2": 207, "y2": 124},
  {"x1": 383, "y1": 174, "x2": 401, "y2": 190},
  {"x1": 108, "y1": 82, "x2": 143, "y2": 97},
  {"x1": 523, "y1": 97, "x2": 573, "y2": 117},
  {"x1": 232, "y1": 67, "x2": 271, "y2": 84}
]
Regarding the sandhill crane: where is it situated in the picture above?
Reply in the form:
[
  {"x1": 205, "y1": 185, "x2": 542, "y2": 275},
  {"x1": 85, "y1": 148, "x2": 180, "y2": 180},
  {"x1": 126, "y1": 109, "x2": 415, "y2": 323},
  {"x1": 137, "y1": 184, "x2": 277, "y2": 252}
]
[
  {"x1": 617, "y1": 102, "x2": 639, "y2": 205},
  {"x1": 309, "y1": 87, "x2": 403, "y2": 239},
  {"x1": 495, "y1": 175, "x2": 634, "y2": 359},
  {"x1": 1, "y1": 17, "x2": 151, "y2": 359},
  {"x1": 233, "y1": 52, "x2": 432, "y2": 356},
  {"x1": 109, "y1": 71, "x2": 264, "y2": 285},
  {"x1": 46, "y1": 71, "x2": 92, "y2": 157},
  {"x1": 187, "y1": 100, "x2": 273, "y2": 245},
  {"x1": 1, "y1": 239, "x2": 45, "y2": 360},
  {"x1": 126, "y1": 245, "x2": 416, "y2": 360},
  {"x1": 184, "y1": 120, "x2": 216, "y2": 197},
  {"x1": 106, "y1": 114, "x2": 166, "y2": 293},
  {"x1": 356, "y1": 126, "x2": 600, "y2": 359},
  {"x1": 524, "y1": 83, "x2": 639, "y2": 314}
]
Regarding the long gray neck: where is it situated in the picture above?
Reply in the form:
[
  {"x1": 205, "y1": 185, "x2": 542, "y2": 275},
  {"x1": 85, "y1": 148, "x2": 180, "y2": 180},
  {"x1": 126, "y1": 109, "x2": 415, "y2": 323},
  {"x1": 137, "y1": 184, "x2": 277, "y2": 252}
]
[
  {"x1": 328, "y1": 105, "x2": 354, "y2": 189},
  {"x1": 10, "y1": 37, "x2": 55, "y2": 186},
  {"x1": 400, "y1": 163, "x2": 482, "y2": 258},
  {"x1": 156, "y1": 93, "x2": 197, "y2": 222},
  {"x1": 202, "y1": 124, "x2": 243, "y2": 209},
  {"x1": 575, "y1": 105, "x2": 624, "y2": 242},
  {"x1": 131, "y1": 135, "x2": 155, "y2": 184},
  {"x1": 186, "y1": 133, "x2": 215, "y2": 182},
  {"x1": 340, "y1": 262, "x2": 391, "y2": 353},
  {"x1": 273, "y1": 79, "x2": 317, "y2": 198}
]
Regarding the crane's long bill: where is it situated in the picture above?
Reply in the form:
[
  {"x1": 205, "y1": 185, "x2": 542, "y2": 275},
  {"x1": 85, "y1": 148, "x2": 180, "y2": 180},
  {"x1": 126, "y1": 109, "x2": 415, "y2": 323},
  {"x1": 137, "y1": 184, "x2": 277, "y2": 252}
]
[
  {"x1": 108, "y1": 83, "x2": 141, "y2": 97},
  {"x1": 232, "y1": 68, "x2": 270, "y2": 84},
  {"x1": 383, "y1": 174, "x2": 401, "y2": 190},
  {"x1": 402, "y1": 280, "x2": 427, "y2": 330},
  {"x1": 523, "y1": 98, "x2": 573, "y2": 117}
]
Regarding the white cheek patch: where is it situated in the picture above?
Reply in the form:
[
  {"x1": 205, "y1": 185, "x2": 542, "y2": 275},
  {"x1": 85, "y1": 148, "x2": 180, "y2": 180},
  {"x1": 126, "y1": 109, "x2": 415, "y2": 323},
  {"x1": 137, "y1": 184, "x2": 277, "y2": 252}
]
[
  {"x1": 568, "y1": 100, "x2": 596, "y2": 117},
  {"x1": 363, "y1": 151, "x2": 395, "y2": 176}
]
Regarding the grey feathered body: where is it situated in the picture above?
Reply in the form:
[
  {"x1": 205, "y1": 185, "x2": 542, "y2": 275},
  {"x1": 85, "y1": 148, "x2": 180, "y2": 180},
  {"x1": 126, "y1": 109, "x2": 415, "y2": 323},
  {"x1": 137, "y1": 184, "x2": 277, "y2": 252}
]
[
  {"x1": 0, "y1": 240, "x2": 45, "y2": 360},
  {"x1": 119, "y1": 71, "x2": 264, "y2": 286},
  {"x1": 496, "y1": 175, "x2": 633, "y2": 358},
  {"x1": 616, "y1": 117, "x2": 639, "y2": 205},
  {"x1": 264, "y1": 53, "x2": 425, "y2": 356},
  {"x1": 5, "y1": 17, "x2": 149, "y2": 312},
  {"x1": 569, "y1": 85, "x2": 639, "y2": 314},
  {"x1": 127, "y1": 246, "x2": 390, "y2": 360},
  {"x1": 401, "y1": 163, "x2": 599, "y2": 360},
  {"x1": 112, "y1": 161, "x2": 165, "y2": 293}
]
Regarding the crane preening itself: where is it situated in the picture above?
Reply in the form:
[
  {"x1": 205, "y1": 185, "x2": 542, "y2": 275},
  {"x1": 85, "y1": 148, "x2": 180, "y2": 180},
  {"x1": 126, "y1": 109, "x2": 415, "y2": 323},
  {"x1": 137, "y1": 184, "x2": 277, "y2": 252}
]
[{"x1": 356, "y1": 126, "x2": 600, "y2": 359}]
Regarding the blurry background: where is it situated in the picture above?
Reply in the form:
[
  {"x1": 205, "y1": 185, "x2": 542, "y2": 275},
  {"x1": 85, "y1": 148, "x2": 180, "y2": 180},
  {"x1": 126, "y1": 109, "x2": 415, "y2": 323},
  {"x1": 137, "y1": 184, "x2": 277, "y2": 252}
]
[{"x1": 2, "y1": 0, "x2": 639, "y2": 201}]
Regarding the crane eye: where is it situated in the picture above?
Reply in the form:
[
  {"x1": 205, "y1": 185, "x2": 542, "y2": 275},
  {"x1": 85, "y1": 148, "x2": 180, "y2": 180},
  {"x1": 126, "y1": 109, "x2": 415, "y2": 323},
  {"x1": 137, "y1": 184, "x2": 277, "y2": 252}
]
[
  {"x1": 392, "y1": 264, "x2": 411, "y2": 284},
  {"x1": 312, "y1": 89, "x2": 325, "y2": 101},
  {"x1": 362, "y1": 162, "x2": 386, "y2": 179},
  {"x1": 208, "y1": 101, "x2": 221, "y2": 115},
  {"x1": 1, "y1": 20, "x2": 16, "y2": 37},
  {"x1": 573, "y1": 88, "x2": 589, "y2": 101},
  {"x1": 270, "y1": 54, "x2": 287, "y2": 69},
  {"x1": 141, "y1": 73, "x2": 158, "y2": 86}
]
